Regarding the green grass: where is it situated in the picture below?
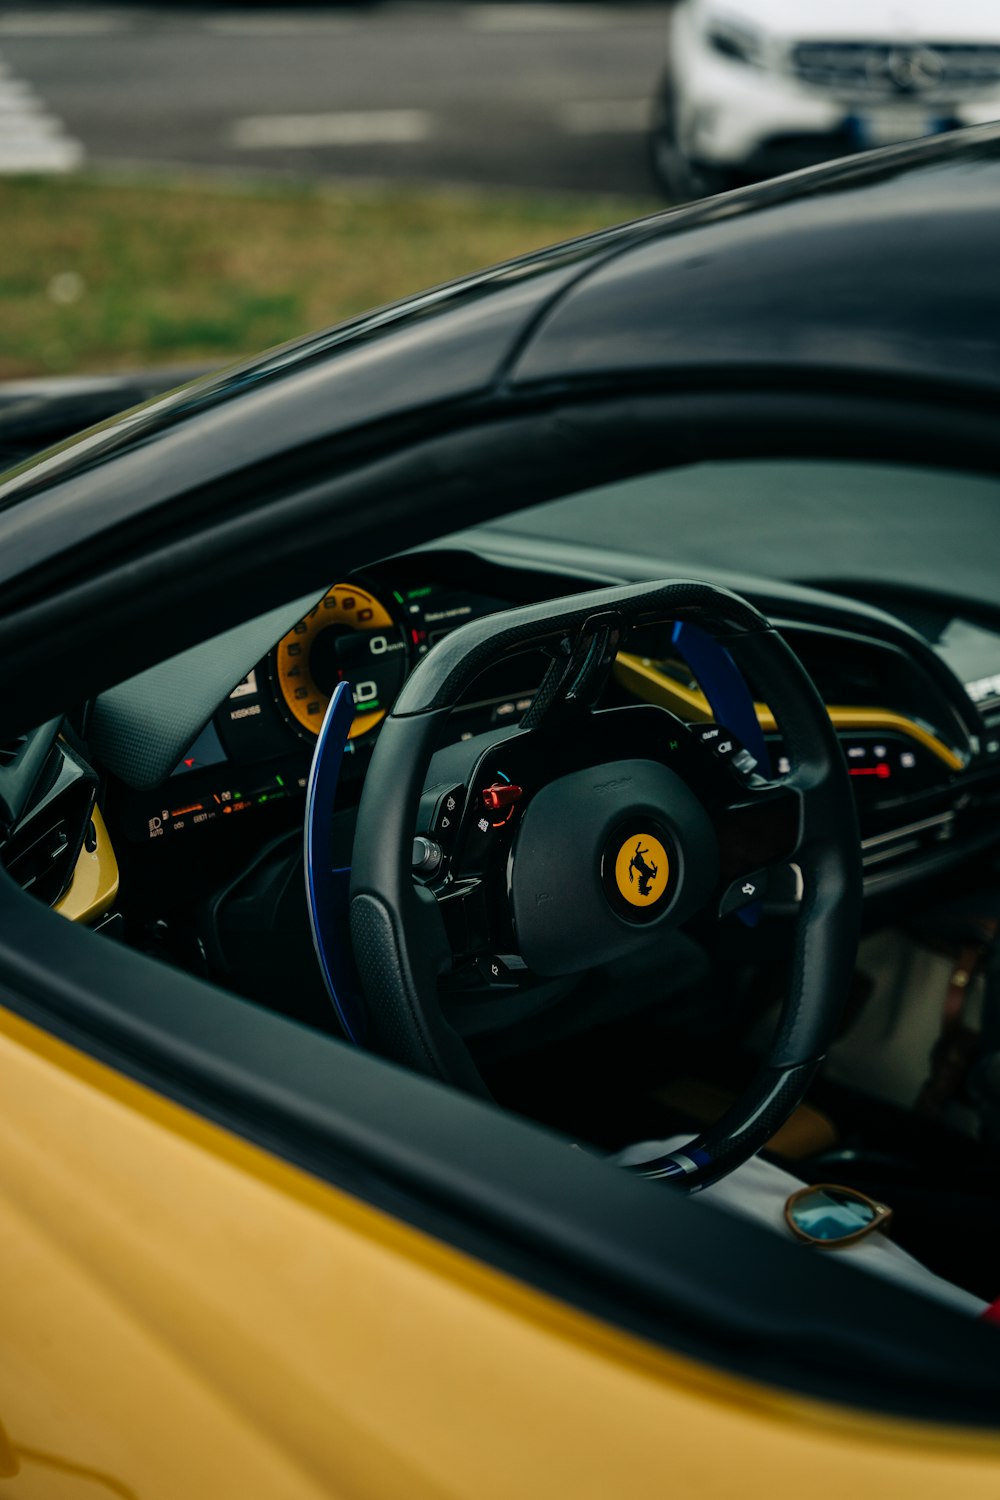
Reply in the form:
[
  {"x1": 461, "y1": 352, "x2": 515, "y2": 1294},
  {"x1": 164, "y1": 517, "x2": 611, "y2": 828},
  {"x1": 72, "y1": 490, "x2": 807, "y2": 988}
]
[{"x1": 0, "y1": 173, "x2": 661, "y2": 378}]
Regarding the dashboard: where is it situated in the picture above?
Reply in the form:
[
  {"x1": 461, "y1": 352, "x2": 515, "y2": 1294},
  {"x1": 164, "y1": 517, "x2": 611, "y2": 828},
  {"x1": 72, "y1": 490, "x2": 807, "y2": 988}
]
[
  {"x1": 90, "y1": 539, "x2": 1000, "y2": 931},
  {"x1": 5, "y1": 528, "x2": 1000, "y2": 1040}
]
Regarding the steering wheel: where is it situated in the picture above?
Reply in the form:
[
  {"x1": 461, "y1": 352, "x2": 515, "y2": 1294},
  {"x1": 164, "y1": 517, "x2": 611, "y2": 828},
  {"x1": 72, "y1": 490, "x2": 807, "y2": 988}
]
[{"x1": 311, "y1": 578, "x2": 861, "y2": 1191}]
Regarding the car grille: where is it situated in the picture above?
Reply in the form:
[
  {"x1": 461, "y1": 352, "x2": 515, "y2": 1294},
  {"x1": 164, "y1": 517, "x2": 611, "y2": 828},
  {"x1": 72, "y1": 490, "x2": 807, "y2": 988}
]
[{"x1": 791, "y1": 42, "x2": 1000, "y2": 98}]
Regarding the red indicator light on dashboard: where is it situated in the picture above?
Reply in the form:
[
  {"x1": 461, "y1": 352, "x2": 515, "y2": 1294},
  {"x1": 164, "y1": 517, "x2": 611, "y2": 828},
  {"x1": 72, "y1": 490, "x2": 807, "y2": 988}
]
[
  {"x1": 849, "y1": 764, "x2": 891, "y2": 779},
  {"x1": 482, "y1": 782, "x2": 523, "y2": 813}
]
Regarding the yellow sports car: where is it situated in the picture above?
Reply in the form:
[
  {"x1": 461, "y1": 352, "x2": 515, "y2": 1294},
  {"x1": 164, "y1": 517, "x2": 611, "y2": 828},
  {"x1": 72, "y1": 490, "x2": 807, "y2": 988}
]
[{"x1": 3, "y1": 124, "x2": 1000, "y2": 1498}]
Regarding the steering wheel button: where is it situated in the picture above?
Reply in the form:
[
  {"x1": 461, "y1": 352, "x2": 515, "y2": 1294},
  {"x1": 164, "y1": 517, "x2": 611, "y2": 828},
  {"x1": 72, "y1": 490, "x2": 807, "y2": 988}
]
[
  {"x1": 697, "y1": 722, "x2": 756, "y2": 773},
  {"x1": 420, "y1": 783, "x2": 465, "y2": 846},
  {"x1": 412, "y1": 836, "x2": 444, "y2": 878},
  {"x1": 475, "y1": 954, "x2": 522, "y2": 988},
  {"x1": 719, "y1": 869, "x2": 769, "y2": 917}
]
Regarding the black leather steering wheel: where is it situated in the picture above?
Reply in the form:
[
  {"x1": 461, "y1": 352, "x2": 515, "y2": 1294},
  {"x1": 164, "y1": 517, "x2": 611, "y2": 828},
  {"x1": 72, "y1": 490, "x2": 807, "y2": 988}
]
[{"x1": 346, "y1": 579, "x2": 861, "y2": 1191}]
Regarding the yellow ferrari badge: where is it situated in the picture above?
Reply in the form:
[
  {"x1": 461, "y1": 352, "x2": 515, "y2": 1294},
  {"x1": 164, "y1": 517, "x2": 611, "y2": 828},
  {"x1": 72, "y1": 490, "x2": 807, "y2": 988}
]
[{"x1": 614, "y1": 834, "x2": 669, "y2": 908}]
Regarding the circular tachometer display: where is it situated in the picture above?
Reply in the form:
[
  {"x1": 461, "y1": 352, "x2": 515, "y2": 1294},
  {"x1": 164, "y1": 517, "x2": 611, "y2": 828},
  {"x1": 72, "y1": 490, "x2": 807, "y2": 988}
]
[{"x1": 273, "y1": 583, "x2": 409, "y2": 740}]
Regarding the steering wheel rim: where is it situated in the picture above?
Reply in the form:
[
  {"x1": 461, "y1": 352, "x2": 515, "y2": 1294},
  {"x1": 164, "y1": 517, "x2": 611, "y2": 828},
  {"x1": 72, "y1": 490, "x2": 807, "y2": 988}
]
[{"x1": 323, "y1": 578, "x2": 861, "y2": 1191}]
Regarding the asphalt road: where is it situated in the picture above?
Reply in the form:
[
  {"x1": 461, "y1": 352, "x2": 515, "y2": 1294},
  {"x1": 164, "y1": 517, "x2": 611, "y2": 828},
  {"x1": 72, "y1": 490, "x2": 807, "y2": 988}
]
[{"x1": 0, "y1": 4, "x2": 671, "y2": 195}]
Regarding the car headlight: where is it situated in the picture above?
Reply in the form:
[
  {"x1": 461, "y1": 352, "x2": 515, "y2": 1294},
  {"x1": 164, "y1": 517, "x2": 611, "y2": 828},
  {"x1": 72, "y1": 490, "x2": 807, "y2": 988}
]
[{"x1": 705, "y1": 15, "x2": 767, "y2": 68}]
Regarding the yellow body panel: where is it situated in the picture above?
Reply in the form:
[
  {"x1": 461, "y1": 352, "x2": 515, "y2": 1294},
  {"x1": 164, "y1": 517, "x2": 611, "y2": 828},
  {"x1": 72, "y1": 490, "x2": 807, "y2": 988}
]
[
  {"x1": 53, "y1": 807, "x2": 119, "y2": 926},
  {"x1": 1, "y1": 1006, "x2": 999, "y2": 1499}
]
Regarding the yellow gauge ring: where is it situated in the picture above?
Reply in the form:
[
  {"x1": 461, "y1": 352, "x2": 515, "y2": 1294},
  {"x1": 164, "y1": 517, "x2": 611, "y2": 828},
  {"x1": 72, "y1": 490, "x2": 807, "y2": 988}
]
[{"x1": 275, "y1": 583, "x2": 396, "y2": 739}]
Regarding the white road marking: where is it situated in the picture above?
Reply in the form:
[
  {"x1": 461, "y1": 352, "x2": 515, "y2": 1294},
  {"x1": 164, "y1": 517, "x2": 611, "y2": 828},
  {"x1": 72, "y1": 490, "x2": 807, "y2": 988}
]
[
  {"x1": 0, "y1": 11, "x2": 125, "y2": 36},
  {"x1": 204, "y1": 16, "x2": 359, "y2": 37},
  {"x1": 556, "y1": 100, "x2": 650, "y2": 135},
  {"x1": 230, "y1": 110, "x2": 433, "y2": 150},
  {"x1": 464, "y1": 5, "x2": 623, "y2": 31},
  {"x1": 0, "y1": 137, "x2": 83, "y2": 170},
  {"x1": 229, "y1": 96, "x2": 651, "y2": 155},
  {"x1": 0, "y1": 113, "x2": 64, "y2": 138},
  {"x1": 0, "y1": 83, "x2": 37, "y2": 107},
  {"x1": 0, "y1": 50, "x2": 84, "y2": 171}
]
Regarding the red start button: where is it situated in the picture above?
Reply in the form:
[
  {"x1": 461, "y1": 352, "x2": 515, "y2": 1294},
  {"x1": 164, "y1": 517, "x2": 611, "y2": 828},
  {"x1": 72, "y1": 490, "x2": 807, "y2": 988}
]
[{"x1": 482, "y1": 782, "x2": 523, "y2": 813}]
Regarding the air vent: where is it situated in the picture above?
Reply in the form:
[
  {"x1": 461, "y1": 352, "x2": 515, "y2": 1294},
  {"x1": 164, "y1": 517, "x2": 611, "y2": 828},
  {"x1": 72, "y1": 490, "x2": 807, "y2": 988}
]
[
  {"x1": 0, "y1": 719, "x2": 61, "y2": 829},
  {"x1": 0, "y1": 733, "x2": 97, "y2": 905},
  {"x1": 2, "y1": 811, "x2": 75, "y2": 905}
]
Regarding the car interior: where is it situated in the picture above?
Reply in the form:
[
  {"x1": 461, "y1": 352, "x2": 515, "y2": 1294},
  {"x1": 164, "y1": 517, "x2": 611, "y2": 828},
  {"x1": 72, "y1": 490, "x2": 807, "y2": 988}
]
[{"x1": 5, "y1": 449, "x2": 1000, "y2": 1315}]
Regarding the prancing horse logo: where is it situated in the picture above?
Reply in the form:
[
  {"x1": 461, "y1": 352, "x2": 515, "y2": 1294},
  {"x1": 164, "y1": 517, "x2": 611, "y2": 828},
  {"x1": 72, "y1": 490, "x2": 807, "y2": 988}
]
[
  {"x1": 628, "y1": 841, "x2": 658, "y2": 897},
  {"x1": 613, "y1": 831, "x2": 669, "y2": 910}
]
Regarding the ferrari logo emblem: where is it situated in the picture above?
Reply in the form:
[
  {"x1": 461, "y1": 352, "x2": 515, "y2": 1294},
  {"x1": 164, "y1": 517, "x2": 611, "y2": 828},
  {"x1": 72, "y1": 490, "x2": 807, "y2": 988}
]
[{"x1": 615, "y1": 834, "x2": 669, "y2": 908}]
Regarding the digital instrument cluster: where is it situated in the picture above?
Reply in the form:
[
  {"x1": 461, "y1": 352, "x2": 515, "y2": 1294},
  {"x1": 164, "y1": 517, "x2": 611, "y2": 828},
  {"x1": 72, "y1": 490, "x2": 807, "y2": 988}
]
[{"x1": 125, "y1": 573, "x2": 532, "y2": 846}]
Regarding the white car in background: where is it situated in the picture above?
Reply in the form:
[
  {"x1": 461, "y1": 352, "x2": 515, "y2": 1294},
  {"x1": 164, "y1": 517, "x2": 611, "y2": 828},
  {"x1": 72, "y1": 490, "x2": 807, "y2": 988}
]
[{"x1": 651, "y1": 0, "x2": 1000, "y2": 196}]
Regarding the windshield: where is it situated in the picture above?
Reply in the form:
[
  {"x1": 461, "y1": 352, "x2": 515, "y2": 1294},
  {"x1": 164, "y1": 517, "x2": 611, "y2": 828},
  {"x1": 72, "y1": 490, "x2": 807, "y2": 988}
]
[{"x1": 482, "y1": 459, "x2": 1000, "y2": 608}]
